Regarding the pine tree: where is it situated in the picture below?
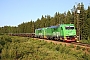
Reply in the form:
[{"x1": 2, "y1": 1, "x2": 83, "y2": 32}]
[
  {"x1": 66, "y1": 11, "x2": 72, "y2": 24},
  {"x1": 86, "y1": 6, "x2": 90, "y2": 39}
]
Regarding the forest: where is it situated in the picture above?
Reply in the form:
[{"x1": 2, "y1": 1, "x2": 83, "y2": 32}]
[{"x1": 0, "y1": 3, "x2": 90, "y2": 40}]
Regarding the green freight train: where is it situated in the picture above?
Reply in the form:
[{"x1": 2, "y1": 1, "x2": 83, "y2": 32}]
[{"x1": 35, "y1": 24, "x2": 77, "y2": 42}]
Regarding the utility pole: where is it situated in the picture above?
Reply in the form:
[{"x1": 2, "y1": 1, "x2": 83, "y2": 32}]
[
  {"x1": 73, "y1": 3, "x2": 81, "y2": 41},
  {"x1": 76, "y1": 3, "x2": 81, "y2": 40},
  {"x1": 77, "y1": 9, "x2": 80, "y2": 40}
]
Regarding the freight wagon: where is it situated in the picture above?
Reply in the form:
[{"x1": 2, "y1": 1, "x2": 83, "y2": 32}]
[{"x1": 35, "y1": 24, "x2": 77, "y2": 42}]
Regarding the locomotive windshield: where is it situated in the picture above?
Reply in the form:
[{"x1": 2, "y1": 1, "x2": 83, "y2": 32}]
[{"x1": 65, "y1": 26, "x2": 74, "y2": 30}]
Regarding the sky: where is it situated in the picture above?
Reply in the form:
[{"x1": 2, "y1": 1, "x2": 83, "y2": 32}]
[{"x1": 0, "y1": 0, "x2": 90, "y2": 27}]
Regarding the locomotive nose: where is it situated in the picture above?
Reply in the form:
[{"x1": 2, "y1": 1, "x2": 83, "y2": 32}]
[{"x1": 66, "y1": 30, "x2": 76, "y2": 36}]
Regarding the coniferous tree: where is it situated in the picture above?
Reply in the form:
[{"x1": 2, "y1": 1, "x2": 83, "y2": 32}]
[
  {"x1": 46, "y1": 15, "x2": 51, "y2": 27},
  {"x1": 66, "y1": 11, "x2": 72, "y2": 24},
  {"x1": 86, "y1": 6, "x2": 90, "y2": 39},
  {"x1": 79, "y1": 3, "x2": 88, "y2": 40},
  {"x1": 35, "y1": 18, "x2": 41, "y2": 29}
]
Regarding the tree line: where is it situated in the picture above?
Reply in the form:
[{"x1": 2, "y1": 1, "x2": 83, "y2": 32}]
[{"x1": 0, "y1": 3, "x2": 90, "y2": 40}]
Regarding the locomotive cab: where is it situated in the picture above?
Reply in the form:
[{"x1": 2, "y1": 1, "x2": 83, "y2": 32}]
[{"x1": 62, "y1": 24, "x2": 77, "y2": 42}]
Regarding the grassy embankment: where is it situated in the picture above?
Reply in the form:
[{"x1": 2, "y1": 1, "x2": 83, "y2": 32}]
[{"x1": 0, "y1": 35, "x2": 90, "y2": 60}]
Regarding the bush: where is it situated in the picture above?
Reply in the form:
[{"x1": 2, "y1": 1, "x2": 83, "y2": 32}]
[
  {"x1": 0, "y1": 35, "x2": 12, "y2": 46},
  {"x1": 82, "y1": 47, "x2": 86, "y2": 51},
  {"x1": 0, "y1": 44, "x2": 2, "y2": 53},
  {"x1": 76, "y1": 46, "x2": 81, "y2": 50},
  {"x1": 81, "y1": 53, "x2": 90, "y2": 60},
  {"x1": 80, "y1": 39, "x2": 90, "y2": 44},
  {"x1": 69, "y1": 44, "x2": 74, "y2": 48},
  {"x1": 0, "y1": 35, "x2": 90, "y2": 60},
  {"x1": 88, "y1": 49, "x2": 90, "y2": 53}
]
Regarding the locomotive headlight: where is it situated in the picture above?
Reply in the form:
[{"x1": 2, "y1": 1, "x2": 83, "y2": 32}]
[
  {"x1": 64, "y1": 37, "x2": 67, "y2": 40},
  {"x1": 65, "y1": 39, "x2": 67, "y2": 40},
  {"x1": 75, "y1": 38, "x2": 77, "y2": 40}
]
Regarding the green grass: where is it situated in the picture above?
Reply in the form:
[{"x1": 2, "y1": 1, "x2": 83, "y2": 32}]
[
  {"x1": 79, "y1": 39, "x2": 90, "y2": 44},
  {"x1": 0, "y1": 35, "x2": 90, "y2": 60}
]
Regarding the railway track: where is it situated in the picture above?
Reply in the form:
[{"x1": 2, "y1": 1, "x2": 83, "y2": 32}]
[
  {"x1": 71, "y1": 42, "x2": 90, "y2": 47},
  {"x1": 34, "y1": 38, "x2": 90, "y2": 47}
]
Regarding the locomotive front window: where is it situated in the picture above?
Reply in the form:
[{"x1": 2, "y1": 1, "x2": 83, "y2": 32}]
[{"x1": 65, "y1": 26, "x2": 74, "y2": 30}]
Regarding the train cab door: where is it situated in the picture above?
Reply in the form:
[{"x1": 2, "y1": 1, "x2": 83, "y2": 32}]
[
  {"x1": 44, "y1": 28, "x2": 46, "y2": 39},
  {"x1": 61, "y1": 27, "x2": 64, "y2": 36}
]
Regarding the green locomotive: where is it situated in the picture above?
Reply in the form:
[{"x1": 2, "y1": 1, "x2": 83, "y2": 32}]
[{"x1": 35, "y1": 24, "x2": 77, "y2": 42}]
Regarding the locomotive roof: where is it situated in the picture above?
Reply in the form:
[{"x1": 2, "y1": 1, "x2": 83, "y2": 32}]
[
  {"x1": 35, "y1": 24, "x2": 75, "y2": 30},
  {"x1": 36, "y1": 28, "x2": 46, "y2": 30},
  {"x1": 49, "y1": 26, "x2": 58, "y2": 28},
  {"x1": 36, "y1": 28, "x2": 42, "y2": 30}
]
